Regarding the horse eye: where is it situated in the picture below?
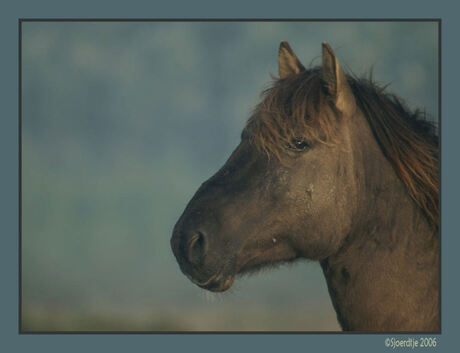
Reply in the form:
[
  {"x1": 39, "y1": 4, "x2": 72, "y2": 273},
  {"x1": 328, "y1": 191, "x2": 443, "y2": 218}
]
[{"x1": 286, "y1": 138, "x2": 310, "y2": 152}]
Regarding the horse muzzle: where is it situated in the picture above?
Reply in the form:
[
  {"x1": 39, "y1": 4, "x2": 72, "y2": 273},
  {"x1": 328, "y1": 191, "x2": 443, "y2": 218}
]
[{"x1": 171, "y1": 223, "x2": 238, "y2": 292}]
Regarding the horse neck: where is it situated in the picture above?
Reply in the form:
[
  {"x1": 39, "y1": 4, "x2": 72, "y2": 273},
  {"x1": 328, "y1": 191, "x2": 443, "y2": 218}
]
[{"x1": 320, "y1": 112, "x2": 439, "y2": 331}]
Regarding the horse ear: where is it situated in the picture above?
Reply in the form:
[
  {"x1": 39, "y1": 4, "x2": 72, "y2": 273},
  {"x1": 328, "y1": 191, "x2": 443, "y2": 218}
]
[
  {"x1": 321, "y1": 42, "x2": 356, "y2": 117},
  {"x1": 278, "y1": 41, "x2": 306, "y2": 79}
]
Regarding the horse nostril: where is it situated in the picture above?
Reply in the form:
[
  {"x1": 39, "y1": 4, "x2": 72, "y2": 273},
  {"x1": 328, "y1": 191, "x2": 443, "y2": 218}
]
[{"x1": 187, "y1": 231, "x2": 207, "y2": 266}]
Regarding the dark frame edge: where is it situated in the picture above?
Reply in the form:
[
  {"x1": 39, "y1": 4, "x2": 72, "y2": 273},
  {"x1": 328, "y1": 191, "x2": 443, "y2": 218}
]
[{"x1": 18, "y1": 17, "x2": 23, "y2": 335}]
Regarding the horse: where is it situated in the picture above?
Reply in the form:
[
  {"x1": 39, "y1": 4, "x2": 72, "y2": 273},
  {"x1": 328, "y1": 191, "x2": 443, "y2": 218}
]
[{"x1": 170, "y1": 42, "x2": 439, "y2": 331}]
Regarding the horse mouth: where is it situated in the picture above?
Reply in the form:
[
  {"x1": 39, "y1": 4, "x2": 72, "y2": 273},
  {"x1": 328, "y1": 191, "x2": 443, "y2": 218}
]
[{"x1": 189, "y1": 271, "x2": 235, "y2": 292}]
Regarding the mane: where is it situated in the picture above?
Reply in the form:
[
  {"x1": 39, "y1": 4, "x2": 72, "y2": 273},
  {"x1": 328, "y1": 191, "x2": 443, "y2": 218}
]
[{"x1": 245, "y1": 68, "x2": 439, "y2": 229}]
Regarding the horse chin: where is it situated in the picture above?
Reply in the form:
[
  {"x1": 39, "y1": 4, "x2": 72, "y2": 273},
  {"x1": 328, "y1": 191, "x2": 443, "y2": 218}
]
[{"x1": 236, "y1": 256, "x2": 301, "y2": 277}]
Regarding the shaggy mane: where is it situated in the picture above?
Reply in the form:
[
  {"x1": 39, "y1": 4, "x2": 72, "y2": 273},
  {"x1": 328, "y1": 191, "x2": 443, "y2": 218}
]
[{"x1": 245, "y1": 68, "x2": 439, "y2": 229}]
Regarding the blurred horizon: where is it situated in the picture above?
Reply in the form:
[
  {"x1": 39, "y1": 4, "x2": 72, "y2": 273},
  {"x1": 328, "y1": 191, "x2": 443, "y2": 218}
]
[{"x1": 21, "y1": 21, "x2": 438, "y2": 331}]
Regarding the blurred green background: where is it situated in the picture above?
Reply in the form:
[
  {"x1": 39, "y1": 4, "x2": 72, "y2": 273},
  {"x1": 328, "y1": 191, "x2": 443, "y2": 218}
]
[{"x1": 21, "y1": 21, "x2": 438, "y2": 331}]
